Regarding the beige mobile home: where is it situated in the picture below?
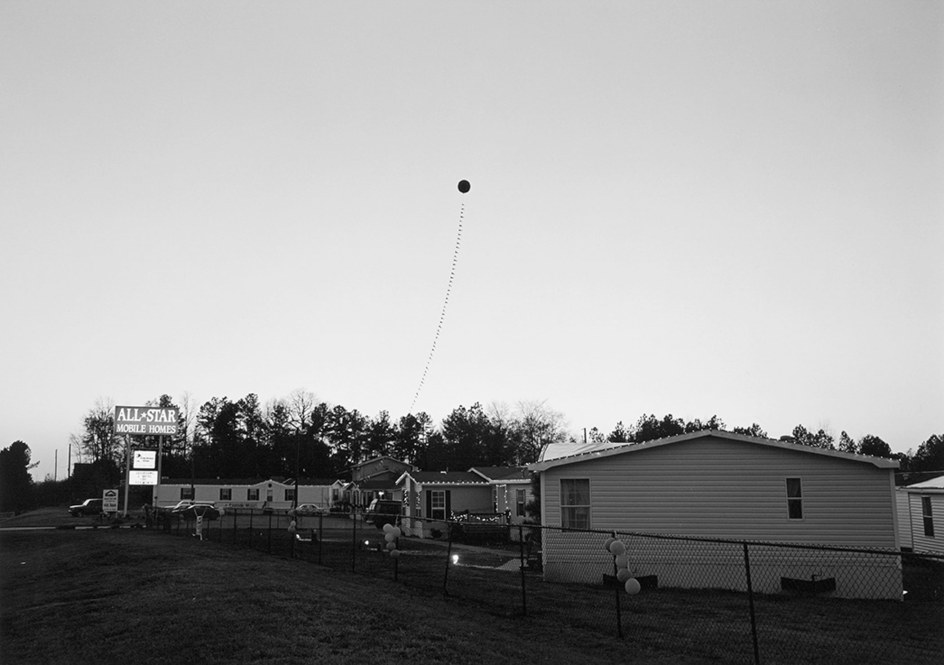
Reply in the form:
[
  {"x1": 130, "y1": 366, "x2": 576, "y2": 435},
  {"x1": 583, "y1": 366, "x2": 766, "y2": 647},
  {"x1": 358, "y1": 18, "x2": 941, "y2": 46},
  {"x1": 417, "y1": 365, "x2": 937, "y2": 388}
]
[{"x1": 529, "y1": 430, "x2": 901, "y2": 599}]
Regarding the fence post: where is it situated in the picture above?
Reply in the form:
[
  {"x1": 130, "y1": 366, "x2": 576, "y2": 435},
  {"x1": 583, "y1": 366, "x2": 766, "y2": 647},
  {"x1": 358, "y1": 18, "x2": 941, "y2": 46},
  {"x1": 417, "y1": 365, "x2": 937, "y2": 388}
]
[
  {"x1": 613, "y1": 531, "x2": 623, "y2": 639},
  {"x1": 351, "y1": 510, "x2": 358, "y2": 573},
  {"x1": 443, "y1": 521, "x2": 454, "y2": 597},
  {"x1": 743, "y1": 542, "x2": 760, "y2": 665},
  {"x1": 248, "y1": 510, "x2": 254, "y2": 548},
  {"x1": 317, "y1": 512, "x2": 323, "y2": 566},
  {"x1": 267, "y1": 511, "x2": 273, "y2": 554},
  {"x1": 518, "y1": 524, "x2": 527, "y2": 616}
]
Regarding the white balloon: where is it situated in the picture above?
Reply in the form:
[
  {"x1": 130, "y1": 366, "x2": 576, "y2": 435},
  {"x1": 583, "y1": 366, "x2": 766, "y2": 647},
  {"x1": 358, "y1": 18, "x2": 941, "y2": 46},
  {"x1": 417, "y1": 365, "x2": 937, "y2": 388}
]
[
  {"x1": 625, "y1": 578, "x2": 641, "y2": 595},
  {"x1": 608, "y1": 540, "x2": 626, "y2": 556}
]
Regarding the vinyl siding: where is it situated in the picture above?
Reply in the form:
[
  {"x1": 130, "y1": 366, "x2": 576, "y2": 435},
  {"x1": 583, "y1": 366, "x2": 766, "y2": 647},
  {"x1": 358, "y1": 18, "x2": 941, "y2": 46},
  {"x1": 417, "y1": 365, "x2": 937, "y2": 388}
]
[
  {"x1": 908, "y1": 492, "x2": 943, "y2": 554},
  {"x1": 896, "y1": 490, "x2": 914, "y2": 549},
  {"x1": 542, "y1": 436, "x2": 897, "y2": 548}
]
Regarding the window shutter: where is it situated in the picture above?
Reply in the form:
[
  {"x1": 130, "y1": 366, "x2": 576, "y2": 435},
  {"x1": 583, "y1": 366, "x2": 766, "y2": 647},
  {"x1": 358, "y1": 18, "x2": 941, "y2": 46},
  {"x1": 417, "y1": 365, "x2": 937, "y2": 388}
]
[
  {"x1": 445, "y1": 490, "x2": 452, "y2": 518},
  {"x1": 426, "y1": 490, "x2": 432, "y2": 518}
]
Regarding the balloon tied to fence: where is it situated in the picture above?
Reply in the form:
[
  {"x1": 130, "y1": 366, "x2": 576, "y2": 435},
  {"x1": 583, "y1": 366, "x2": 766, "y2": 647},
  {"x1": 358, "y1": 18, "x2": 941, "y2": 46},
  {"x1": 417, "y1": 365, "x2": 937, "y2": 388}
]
[
  {"x1": 384, "y1": 523, "x2": 402, "y2": 558},
  {"x1": 605, "y1": 536, "x2": 641, "y2": 595}
]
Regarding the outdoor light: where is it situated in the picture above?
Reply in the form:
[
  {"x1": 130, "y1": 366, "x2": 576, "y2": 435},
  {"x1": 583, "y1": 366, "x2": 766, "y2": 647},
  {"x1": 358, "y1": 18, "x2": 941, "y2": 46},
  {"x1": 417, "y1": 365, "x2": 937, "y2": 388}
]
[{"x1": 451, "y1": 554, "x2": 459, "y2": 565}]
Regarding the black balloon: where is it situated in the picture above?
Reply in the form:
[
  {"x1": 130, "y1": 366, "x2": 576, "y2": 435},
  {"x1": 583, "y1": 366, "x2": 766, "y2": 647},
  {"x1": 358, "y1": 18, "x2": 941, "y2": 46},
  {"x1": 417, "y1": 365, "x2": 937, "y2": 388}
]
[{"x1": 458, "y1": 180, "x2": 470, "y2": 193}]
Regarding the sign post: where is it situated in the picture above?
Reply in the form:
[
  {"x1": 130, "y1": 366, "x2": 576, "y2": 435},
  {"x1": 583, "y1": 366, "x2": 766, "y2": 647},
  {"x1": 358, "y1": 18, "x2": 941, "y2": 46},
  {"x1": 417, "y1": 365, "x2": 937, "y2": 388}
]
[{"x1": 123, "y1": 437, "x2": 131, "y2": 517}]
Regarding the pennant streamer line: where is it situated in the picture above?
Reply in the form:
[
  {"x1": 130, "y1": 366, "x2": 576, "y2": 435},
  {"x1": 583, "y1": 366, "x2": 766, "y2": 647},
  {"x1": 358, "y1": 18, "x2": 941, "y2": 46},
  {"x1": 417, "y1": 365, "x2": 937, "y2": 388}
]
[{"x1": 409, "y1": 201, "x2": 464, "y2": 413}]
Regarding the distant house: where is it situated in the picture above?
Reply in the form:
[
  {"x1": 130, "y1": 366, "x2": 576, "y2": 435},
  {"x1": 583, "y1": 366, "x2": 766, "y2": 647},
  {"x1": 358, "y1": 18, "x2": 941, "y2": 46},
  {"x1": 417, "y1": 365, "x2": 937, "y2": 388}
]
[
  {"x1": 396, "y1": 467, "x2": 534, "y2": 539},
  {"x1": 349, "y1": 457, "x2": 414, "y2": 508},
  {"x1": 397, "y1": 470, "x2": 491, "y2": 535},
  {"x1": 897, "y1": 475, "x2": 944, "y2": 555},
  {"x1": 470, "y1": 466, "x2": 534, "y2": 524},
  {"x1": 528, "y1": 430, "x2": 901, "y2": 599}
]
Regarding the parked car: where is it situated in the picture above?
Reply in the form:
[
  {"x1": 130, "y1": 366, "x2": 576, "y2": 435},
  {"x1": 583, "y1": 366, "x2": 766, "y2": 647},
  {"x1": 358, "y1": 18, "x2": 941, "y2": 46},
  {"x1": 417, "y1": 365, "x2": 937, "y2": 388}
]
[
  {"x1": 69, "y1": 498, "x2": 103, "y2": 517},
  {"x1": 291, "y1": 504, "x2": 326, "y2": 516},
  {"x1": 169, "y1": 500, "x2": 221, "y2": 519},
  {"x1": 364, "y1": 499, "x2": 401, "y2": 528}
]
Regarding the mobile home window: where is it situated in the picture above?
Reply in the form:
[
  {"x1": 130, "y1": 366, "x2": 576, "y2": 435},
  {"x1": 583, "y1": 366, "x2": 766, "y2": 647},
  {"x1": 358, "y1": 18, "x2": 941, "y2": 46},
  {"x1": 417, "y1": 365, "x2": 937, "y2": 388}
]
[
  {"x1": 922, "y1": 496, "x2": 934, "y2": 538},
  {"x1": 430, "y1": 490, "x2": 447, "y2": 520},
  {"x1": 247, "y1": 488, "x2": 260, "y2": 501},
  {"x1": 516, "y1": 489, "x2": 526, "y2": 517},
  {"x1": 219, "y1": 488, "x2": 232, "y2": 501},
  {"x1": 180, "y1": 487, "x2": 194, "y2": 500},
  {"x1": 560, "y1": 479, "x2": 591, "y2": 530},
  {"x1": 786, "y1": 478, "x2": 803, "y2": 519},
  {"x1": 285, "y1": 488, "x2": 296, "y2": 502}
]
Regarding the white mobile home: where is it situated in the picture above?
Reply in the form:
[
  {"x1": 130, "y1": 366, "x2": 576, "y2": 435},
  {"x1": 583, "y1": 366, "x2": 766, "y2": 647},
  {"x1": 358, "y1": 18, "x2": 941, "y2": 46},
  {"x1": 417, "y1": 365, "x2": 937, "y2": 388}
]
[
  {"x1": 153, "y1": 477, "x2": 344, "y2": 512},
  {"x1": 897, "y1": 475, "x2": 944, "y2": 555},
  {"x1": 529, "y1": 430, "x2": 901, "y2": 599}
]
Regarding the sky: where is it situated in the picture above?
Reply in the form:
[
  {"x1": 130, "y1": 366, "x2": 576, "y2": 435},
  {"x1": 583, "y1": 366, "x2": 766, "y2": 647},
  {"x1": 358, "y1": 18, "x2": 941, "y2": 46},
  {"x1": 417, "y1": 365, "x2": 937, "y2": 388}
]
[{"x1": 2, "y1": 1, "x2": 942, "y2": 482}]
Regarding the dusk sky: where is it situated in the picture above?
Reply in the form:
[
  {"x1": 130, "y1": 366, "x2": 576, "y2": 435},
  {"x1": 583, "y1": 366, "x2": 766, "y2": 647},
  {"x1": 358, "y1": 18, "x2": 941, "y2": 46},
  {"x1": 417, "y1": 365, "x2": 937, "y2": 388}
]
[{"x1": 2, "y1": 1, "x2": 941, "y2": 482}]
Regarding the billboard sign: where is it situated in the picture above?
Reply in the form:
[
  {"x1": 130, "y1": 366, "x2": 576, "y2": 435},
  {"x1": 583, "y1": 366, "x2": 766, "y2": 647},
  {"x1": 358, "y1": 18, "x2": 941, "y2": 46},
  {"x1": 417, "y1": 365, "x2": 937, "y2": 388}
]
[{"x1": 114, "y1": 406, "x2": 179, "y2": 436}]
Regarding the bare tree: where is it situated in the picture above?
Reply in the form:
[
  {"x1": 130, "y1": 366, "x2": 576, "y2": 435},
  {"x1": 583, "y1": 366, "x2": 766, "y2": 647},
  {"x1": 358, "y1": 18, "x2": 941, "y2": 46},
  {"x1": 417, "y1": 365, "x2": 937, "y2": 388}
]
[
  {"x1": 510, "y1": 400, "x2": 569, "y2": 464},
  {"x1": 178, "y1": 391, "x2": 198, "y2": 461},
  {"x1": 287, "y1": 389, "x2": 317, "y2": 433},
  {"x1": 79, "y1": 397, "x2": 120, "y2": 465}
]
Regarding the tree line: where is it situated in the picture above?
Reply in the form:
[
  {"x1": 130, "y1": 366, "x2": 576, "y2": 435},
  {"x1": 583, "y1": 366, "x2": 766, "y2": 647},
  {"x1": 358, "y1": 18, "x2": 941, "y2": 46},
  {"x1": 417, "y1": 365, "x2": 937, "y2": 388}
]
[
  {"x1": 63, "y1": 396, "x2": 944, "y2": 483},
  {"x1": 67, "y1": 392, "x2": 570, "y2": 483},
  {"x1": 2, "y1": 394, "x2": 942, "y2": 513}
]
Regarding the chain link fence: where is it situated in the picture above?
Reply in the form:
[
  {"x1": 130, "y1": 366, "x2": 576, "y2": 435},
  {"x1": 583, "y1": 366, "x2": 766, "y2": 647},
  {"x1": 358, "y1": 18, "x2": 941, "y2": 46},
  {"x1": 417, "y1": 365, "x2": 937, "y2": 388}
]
[{"x1": 152, "y1": 509, "x2": 944, "y2": 664}]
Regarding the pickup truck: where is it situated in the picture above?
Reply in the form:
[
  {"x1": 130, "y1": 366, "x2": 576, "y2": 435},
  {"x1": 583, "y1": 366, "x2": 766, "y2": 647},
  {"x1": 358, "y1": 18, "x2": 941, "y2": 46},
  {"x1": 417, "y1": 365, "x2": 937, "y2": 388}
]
[
  {"x1": 364, "y1": 499, "x2": 401, "y2": 529},
  {"x1": 69, "y1": 498, "x2": 103, "y2": 517}
]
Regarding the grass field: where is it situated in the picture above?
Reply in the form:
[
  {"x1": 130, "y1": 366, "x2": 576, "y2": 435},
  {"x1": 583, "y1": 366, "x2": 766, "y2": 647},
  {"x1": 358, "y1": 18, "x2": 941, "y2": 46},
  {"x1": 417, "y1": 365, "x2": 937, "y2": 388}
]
[{"x1": 2, "y1": 508, "x2": 942, "y2": 664}]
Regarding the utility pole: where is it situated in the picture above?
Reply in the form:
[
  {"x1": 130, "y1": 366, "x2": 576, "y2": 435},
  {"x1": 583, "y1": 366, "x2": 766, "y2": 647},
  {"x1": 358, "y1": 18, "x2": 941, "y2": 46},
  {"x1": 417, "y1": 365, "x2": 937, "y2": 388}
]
[{"x1": 294, "y1": 433, "x2": 300, "y2": 510}]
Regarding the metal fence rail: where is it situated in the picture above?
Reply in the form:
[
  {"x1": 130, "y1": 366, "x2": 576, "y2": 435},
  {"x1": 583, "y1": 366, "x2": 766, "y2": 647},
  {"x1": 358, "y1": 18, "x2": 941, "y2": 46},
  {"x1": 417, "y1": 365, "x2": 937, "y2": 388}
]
[{"x1": 153, "y1": 510, "x2": 944, "y2": 665}]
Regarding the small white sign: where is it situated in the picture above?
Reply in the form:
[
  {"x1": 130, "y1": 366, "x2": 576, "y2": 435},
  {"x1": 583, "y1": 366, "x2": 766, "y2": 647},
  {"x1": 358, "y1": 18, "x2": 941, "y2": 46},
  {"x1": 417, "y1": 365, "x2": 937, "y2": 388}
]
[
  {"x1": 129, "y1": 470, "x2": 159, "y2": 486},
  {"x1": 102, "y1": 489, "x2": 119, "y2": 513},
  {"x1": 132, "y1": 450, "x2": 157, "y2": 470}
]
